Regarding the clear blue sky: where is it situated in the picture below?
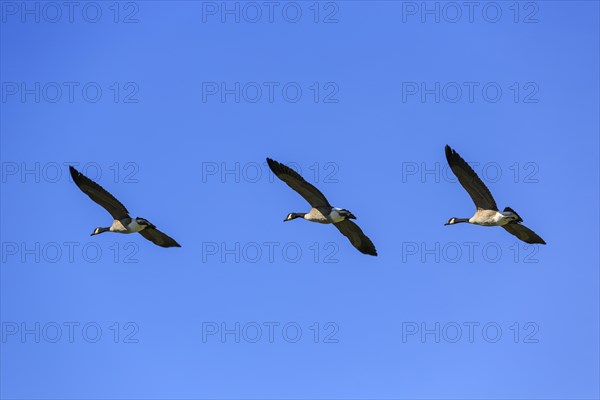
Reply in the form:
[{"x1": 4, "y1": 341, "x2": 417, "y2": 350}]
[{"x1": 1, "y1": 1, "x2": 599, "y2": 399}]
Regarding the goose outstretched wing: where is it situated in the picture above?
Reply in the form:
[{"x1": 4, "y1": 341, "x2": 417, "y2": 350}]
[
  {"x1": 333, "y1": 220, "x2": 377, "y2": 256},
  {"x1": 70, "y1": 166, "x2": 130, "y2": 220},
  {"x1": 267, "y1": 158, "x2": 331, "y2": 208},
  {"x1": 445, "y1": 145, "x2": 498, "y2": 211},
  {"x1": 502, "y1": 223, "x2": 546, "y2": 244},
  {"x1": 139, "y1": 227, "x2": 181, "y2": 248}
]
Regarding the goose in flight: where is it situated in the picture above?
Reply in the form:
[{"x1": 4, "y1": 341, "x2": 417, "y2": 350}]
[
  {"x1": 267, "y1": 158, "x2": 377, "y2": 256},
  {"x1": 444, "y1": 145, "x2": 545, "y2": 244},
  {"x1": 69, "y1": 166, "x2": 181, "y2": 248}
]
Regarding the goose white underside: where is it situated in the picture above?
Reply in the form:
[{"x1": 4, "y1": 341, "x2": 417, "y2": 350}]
[
  {"x1": 470, "y1": 211, "x2": 518, "y2": 226},
  {"x1": 329, "y1": 208, "x2": 346, "y2": 223},
  {"x1": 110, "y1": 219, "x2": 146, "y2": 233},
  {"x1": 302, "y1": 207, "x2": 350, "y2": 224}
]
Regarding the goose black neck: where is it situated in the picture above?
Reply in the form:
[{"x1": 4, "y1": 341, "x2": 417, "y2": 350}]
[
  {"x1": 285, "y1": 213, "x2": 306, "y2": 222},
  {"x1": 91, "y1": 227, "x2": 110, "y2": 236}
]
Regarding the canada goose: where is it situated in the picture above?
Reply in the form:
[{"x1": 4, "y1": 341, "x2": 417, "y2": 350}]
[
  {"x1": 444, "y1": 145, "x2": 545, "y2": 244},
  {"x1": 69, "y1": 166, "x2": 181, "y2": 248},
  {"x1": 267, "y1": 158, "x2": 377, "y2": 256}
]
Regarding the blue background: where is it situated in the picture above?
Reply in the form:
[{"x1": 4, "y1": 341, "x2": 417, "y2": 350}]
[{"x1": 1, "y1": 1, "x2": 599, "y2": 399}]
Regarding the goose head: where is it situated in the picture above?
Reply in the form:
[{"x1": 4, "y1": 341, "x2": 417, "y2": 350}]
[
  {"x1": 284, "y1": 213, "x2": 304, "y2": 222},
  {"x1": 445, "y1": 217, "x2": 469, "y2": 225},
  {"x1": 90, "y1": 227, "x2": 109, "y2": 236}
]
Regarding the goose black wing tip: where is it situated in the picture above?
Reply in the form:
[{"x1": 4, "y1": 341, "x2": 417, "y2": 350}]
[
  {"x1": 445, "y1": 144, "x2": 456, "y2": 162},
  {"x1": 69, "y1": 165, "x2": 89, "y2": 188},
  {"x1": 266, "y1": 157, "x2": 280, "y2": 172},
  {"x1": 166, "y1": 239, "x2": 182, "y2": 248},
  {"x1": 267, "y1": 157, "x2": 297, "y2": 178},
  {"x1": 69, "y1": 165, "x2": 90, "y2": 185},
  {"x1": 358, "y1": 246, "x2": 377, "y2": 256},
  {"x1": 361, "y1": 241, "x2": 378, "y2": 256},
  {"x1": 69, "y1": 165, "x2": 79, "y2": 179},
  {"x1": 527, "y1": 239, "x2": 546, "y2": 245}
]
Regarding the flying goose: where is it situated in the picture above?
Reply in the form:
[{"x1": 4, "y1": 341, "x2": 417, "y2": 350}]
[
  {"x1": 69, "y1": 166, "x2": 181, "y2": 248},
  {"x1": 267, "y1": 158, "x2": 377, "y2": 256},
  {"x1": 444, "y1": 145, "x2": 546, "y2": 244}
]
